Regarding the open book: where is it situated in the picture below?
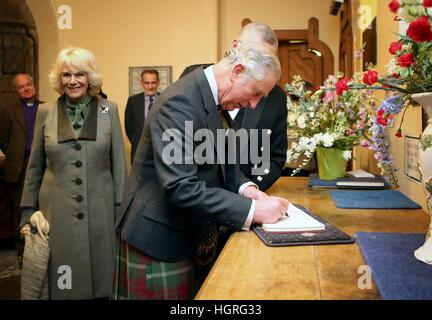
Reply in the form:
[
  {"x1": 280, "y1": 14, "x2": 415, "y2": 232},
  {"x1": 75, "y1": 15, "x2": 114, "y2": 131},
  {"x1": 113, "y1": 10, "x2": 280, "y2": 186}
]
[
  {"x1": 262, "y1": 204, "x2": 325, "y2": 233},
  {"x1": 346, "y1": 169, "x2": 376, "y2": 178}
]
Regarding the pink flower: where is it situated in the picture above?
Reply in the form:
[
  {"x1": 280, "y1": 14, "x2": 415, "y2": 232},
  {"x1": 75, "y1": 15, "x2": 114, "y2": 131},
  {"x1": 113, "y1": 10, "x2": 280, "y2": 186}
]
[
  {"x1": 323, "y1": 91, "x2": 337, "y2": 103},
  {"x1": 360, "y1": 140, "x2": 370, "y2": 147}
]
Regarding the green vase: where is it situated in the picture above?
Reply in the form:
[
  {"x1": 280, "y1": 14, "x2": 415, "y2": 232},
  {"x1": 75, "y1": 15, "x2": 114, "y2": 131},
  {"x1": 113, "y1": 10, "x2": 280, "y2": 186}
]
[{"x1": 316, "y1": 147, "x2": 347, "y2": 180}]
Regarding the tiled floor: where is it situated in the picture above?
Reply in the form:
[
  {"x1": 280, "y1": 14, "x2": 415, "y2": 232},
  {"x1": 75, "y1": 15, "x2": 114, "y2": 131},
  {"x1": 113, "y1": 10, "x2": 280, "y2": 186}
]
[{"x1": 0, "y1": 239, "x2": 21, "y2": 300}]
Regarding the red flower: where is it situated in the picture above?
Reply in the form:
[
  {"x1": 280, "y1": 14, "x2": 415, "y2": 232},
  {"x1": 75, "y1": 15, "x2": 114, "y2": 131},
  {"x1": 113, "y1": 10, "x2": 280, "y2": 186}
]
[
  {"x1": 392, "y1": 72, "x2": 399, "y2": 78},
  {"x1": 396, "y1": 53, "x2": 415, "y2": 68},
  {"x1": 388, "y1": 41, "x2": 402, "y2": 55},
  {"x1": 363, "y1": 70, "x2": 379, "y2": 85},
  {"x1": 395, "y1": 128, "x2": 402, "y2": 138},
  {"x1": 335, "y1": 78, "x2": 349, "y2": 95},
  {"x1": 388, "y1": 0, "x2": 400, "y2": 14},
  {"x1": 424, "y1": 0, "x2": 432, "y2": 8},
  {"x1": 377, "y1": 109, "x2": 390, "y2": 126},
  {"x1": 407, "y1": 16, "x2": 432, "y2": 43},
  {"x1": 377, "y1": 117, "x2": 388, "y2": 126}
]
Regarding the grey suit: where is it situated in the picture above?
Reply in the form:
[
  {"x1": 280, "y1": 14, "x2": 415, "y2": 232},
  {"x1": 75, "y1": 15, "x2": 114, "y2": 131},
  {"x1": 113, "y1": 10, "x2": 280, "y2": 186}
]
[
  {"x1": 116, "y1": 67, "x2": 252, "y2": 262},
  {"x1": 20, "y1": 95, "x2": 127, "y2": 299}
]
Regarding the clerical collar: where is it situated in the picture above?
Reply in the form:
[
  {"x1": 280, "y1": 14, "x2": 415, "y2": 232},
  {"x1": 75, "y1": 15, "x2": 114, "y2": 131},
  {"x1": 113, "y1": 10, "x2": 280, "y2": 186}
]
[{"x1": 22, "y1": 100, "x2": 35, "y2": 107}]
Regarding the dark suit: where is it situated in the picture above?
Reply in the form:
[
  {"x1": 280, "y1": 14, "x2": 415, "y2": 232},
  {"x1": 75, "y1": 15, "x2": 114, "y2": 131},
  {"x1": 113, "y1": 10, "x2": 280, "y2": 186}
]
[
  {"x1": 234, "y1": 86, "x2": 287, "y2": 191},
  {"x1": 116, "y1": 67, "x2": 252, "y2": 262},
  {"x1": 180, "y1": 64, "x2": 288, "y2": 191},
  {"x1": 124, "y1": 92, "x2": 159, "y2": 162},
  {"x1": 0, "y1": 100, "x2": 41, "y2": 253}
]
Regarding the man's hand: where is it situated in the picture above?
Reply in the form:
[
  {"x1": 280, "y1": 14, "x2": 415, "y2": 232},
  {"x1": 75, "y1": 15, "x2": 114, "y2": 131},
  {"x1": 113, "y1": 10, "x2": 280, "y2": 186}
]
[
  {"x1": 243, "y1": 185, "x2": 268, "y2": 200},
  {"x1": 253, "y1": 196, "x2": 290, "y2": 224}
]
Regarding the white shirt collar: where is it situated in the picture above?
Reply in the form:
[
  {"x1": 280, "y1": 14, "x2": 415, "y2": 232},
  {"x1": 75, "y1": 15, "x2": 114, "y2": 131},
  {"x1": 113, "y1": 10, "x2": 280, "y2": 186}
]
[{"x1": 203, "y1": 65, "x2": 219, "y2": 105}]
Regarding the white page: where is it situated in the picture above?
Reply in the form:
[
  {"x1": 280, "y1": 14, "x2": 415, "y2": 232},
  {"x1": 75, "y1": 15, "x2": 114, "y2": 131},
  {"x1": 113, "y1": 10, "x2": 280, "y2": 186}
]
[
  {"x1": 262, "y1": 204, "x2": 325, "y2": 232},
  {"x1": 346, "y1": 169, "x2": 375, "y2": 178}
]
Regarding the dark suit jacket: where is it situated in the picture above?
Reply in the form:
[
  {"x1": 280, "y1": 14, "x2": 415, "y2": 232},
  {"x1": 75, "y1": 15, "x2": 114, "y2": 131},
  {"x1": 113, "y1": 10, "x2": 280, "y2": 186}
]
[
  {"x1": 180, "y1": 64, "x2": 287, "y2": 191},
  {"x1": 124, "y1": 92, "x2": 159, "y2": 162},
  {"x1": 116, "y1": 67, "x2": 252, "y2": 262},
  {"x1": 0, "y1": 100, "x2": 42, "y2": 183},
  {"x1": 235, "y1": 86, "x2": 287, "y2": 191}
]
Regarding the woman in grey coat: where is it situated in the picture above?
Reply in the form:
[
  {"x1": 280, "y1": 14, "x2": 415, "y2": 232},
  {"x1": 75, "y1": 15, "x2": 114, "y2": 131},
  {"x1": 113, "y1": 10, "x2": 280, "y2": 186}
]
[{"x1": 20, "y1": 47, "x2": 127, "y2": 299}]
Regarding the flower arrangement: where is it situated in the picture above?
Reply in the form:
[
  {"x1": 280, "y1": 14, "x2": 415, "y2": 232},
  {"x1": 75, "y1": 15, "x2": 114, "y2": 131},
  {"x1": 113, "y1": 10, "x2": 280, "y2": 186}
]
[
  {"x1": 285, "y1": 73, "x2": 376, "y2": 176},
  {"x1": 285, "y1": 1, "x2": 432, "y2": 184},
  {"x1": 357, "y1": 0, "x2": 432, "y2": 186}
]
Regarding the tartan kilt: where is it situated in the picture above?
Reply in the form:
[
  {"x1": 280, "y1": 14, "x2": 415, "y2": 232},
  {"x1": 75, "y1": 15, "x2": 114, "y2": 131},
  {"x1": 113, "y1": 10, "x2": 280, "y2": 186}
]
[{"x1": 112, "y1": 234, "x2": 195, "y2": 300}]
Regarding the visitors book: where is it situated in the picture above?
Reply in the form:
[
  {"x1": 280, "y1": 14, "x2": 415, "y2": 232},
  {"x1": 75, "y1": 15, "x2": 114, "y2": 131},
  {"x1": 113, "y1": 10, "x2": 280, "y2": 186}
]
[{"x1": 262, "y1": 204, "x2": 325, "y2": 233}]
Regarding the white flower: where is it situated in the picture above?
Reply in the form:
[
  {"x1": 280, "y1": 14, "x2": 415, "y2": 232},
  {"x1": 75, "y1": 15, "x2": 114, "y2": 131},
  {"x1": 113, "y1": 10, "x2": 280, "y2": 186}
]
[
  {"x1": 288, "y1": 113, "x2": 297, "y2": 126},
  {"x1": 298, "y1": 136, "x2": 310, "y2": 150},
  {"x1": 321, "y1": 133, "x2": 334, "y2": 147},
  {"x1": 343, "y1": 150, "x2": 352, "y2": 161},
  {"x1": 296, "y1": 115, "x2": 306, "y2": 129}
]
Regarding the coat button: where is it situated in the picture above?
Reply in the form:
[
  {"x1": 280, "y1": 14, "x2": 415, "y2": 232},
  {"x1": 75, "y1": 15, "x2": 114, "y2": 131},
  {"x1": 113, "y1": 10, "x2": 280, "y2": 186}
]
[
  {"x1": 76, "y1": 212, "x2": 84, "y2": 219},
  {"x1": 74, "y1": 143, "x2": 82, "y2": 151},
  {"x1": 74, "y1": 195, "x2": 83, "y2": 202},
  {"x1": 74, "y1": 160, "x2": 83, "y2": 168},
  {"x1": 75, "y1": 178, "x2": 82, "y2": 185}
]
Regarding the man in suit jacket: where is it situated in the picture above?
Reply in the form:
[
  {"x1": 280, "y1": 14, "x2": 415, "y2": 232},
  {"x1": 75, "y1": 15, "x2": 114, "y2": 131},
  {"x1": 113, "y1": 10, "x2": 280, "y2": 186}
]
[
  {"x1": 125, "y1": 69, "x2": 161, "y2": 162},
  {"x1": 0, "y1": 73, "x2": 40, "y2": 255},
  {"x1": 114, "y1": 44, "x2": 290, "y2": 300},
  {"x1": 180, "y1": 22, "x2": 288, "y2": 191}
]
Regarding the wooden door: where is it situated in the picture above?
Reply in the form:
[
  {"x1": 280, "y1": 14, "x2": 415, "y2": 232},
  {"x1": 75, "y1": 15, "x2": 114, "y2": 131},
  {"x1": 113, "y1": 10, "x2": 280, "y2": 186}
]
[
  {"x1": 275, "y1": 18, "x2": 334, "y2": 91},
  {"x1": 339, "y1": 0, "x2": 354, "y2": 78}
]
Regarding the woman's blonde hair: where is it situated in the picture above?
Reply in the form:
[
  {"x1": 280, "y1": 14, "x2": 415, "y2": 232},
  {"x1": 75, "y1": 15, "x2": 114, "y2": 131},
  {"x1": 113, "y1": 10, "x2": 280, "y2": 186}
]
[{"x1": 48, "y1": 47, "x2": 102, "y2": 96}]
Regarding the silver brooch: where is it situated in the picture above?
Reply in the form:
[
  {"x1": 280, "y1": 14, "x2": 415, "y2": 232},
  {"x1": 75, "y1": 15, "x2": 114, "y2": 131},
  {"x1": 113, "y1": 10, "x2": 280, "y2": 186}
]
[{"x1": 99, "y1": 105, "x2": 109, "y2": 113}]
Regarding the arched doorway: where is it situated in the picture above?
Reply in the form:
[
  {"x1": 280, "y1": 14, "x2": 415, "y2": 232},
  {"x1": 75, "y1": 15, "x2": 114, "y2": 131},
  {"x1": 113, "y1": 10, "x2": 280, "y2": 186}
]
[{"x1": 0, "y1": 0, "x2": 38, "y2": 112}]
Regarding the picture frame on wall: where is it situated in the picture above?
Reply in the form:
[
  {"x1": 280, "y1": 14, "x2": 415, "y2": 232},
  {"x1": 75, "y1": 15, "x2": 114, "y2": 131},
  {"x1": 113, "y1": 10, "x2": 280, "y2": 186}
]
[
  {"x1": 128, "y1": 66, "x2": 172, "y2": 96},
  {"x1": 404, "y1": 134, "x2": 421, "y2": 182}
]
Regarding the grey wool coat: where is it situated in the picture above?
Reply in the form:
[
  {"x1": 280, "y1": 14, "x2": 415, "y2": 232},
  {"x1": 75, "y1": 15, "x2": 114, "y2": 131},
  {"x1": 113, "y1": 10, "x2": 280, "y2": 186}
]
[{"x1": 20, "y1": 95, "x2": 127, "y2": 299}]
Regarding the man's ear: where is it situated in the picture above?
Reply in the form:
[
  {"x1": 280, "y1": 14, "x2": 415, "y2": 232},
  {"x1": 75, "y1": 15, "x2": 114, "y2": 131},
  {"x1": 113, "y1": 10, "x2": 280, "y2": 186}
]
[
  {"x1": 231, "y1": 64, "x2": 245, "y2": 82},
  {"x1": 233, "y1": 64, "x2": 245, "y2": 75}
]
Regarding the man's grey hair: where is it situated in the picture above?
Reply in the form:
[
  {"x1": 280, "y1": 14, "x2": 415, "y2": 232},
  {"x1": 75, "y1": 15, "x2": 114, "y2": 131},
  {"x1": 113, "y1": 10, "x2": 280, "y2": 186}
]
[
  {"x1": 221, "y1": 43, "x2": 281, "y2": 81},
  {"x1": 237, "y1": 22, "x2": 278, "y2": 50},
  {"x1": 12, "y1": 73, "x2": 34, "y2": 90}
]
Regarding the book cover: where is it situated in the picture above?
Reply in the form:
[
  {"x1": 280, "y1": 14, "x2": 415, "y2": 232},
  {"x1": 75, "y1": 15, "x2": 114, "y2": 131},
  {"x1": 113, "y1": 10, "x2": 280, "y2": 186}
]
[{"x1": 262, "y1": 204, "x2": 325, "y2": 233}]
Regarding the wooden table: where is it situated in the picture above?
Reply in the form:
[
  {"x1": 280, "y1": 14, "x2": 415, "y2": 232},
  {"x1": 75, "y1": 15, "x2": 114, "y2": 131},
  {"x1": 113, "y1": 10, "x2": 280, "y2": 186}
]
[{"x1": 195, "y1": 177, "x2": 429, "y2": 300}]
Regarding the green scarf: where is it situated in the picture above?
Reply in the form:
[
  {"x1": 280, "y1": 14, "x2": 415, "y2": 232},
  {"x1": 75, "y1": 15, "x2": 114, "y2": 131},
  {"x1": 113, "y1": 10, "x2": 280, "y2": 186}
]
[{"x1": 65, "y1": 95, "x2": 92, "y2": 133}]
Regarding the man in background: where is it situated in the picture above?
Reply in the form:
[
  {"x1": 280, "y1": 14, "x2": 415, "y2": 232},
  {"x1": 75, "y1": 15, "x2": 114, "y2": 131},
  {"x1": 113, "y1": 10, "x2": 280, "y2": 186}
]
[
  {"x1": 180, "y1": 22, "x2": 288, "y2": 191},
  {"x1": 125, "y1": 69, "x2": 161, "y2": 163},
  {"x1": 0, "y1": 73, "x2": 41, "y2": 257}
]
